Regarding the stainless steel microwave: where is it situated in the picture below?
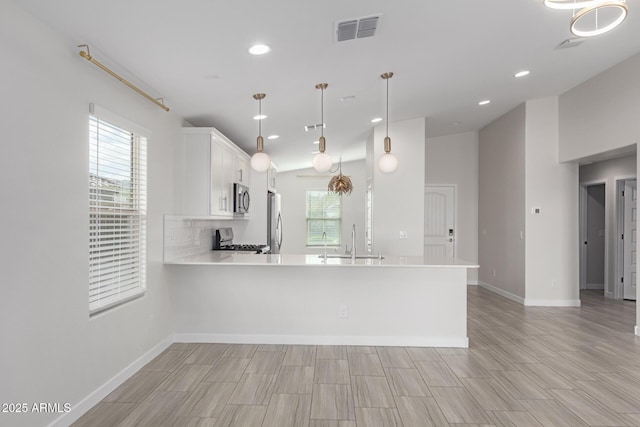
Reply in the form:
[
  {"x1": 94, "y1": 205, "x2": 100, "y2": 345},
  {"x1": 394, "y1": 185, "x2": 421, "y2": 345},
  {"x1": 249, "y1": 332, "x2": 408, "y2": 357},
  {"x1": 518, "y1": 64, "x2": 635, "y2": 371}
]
[{"x1": 233, "y1": 183, "x2": 250, "y2": 214}]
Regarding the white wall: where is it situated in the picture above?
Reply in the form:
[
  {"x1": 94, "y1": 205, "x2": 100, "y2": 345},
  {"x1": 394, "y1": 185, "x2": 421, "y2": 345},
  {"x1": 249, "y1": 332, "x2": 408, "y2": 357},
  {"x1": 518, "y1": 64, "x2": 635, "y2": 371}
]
[
  {"x1": 275, "y1": 160, "x2": 366, "y2": 254},
  {"x1": 425, "y1": 131, "x2": 479, "y2": 283},
  {"x1": 580, "y1": 154, "x2": 637, "y2": 297},
  {"x1": 559, "y1": 52, "x2": 640, "y2": 163},
  {"x1": 0, "y1": 3, "x2": 180, "y2": 426},
  {"x1": 524, "y1": 98, "x2": 579, "y2": 305},
  {"x1": 558, "y1": 51, "x2": 640, "y2": 331},
  {"x1": 478, "y1": 105, "x2": 526, "y2": 299},
  {"x1": 372, "y1": 118, "x2": 426, "y2": 256}
]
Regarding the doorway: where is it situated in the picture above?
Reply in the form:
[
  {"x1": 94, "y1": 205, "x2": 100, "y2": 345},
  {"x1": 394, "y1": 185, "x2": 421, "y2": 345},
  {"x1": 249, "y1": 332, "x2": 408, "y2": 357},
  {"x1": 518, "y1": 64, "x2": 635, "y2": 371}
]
[
  {"x1": 580, "y1": 182, "x2": 606, "y2": 293},
  {"x1": 618, "y1": 179, "x2": 637, "y2": 301},
  {"x1": 424, "y1": 185, "x2": 456, "y2": 257}
]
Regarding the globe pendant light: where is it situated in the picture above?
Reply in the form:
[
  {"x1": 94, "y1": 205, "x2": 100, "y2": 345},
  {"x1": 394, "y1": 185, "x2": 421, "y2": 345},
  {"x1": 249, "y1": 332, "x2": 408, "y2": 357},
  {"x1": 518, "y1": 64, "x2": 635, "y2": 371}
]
[
  {"x1": 378, "y1": 72, "x2": 398, "y2": 173},
  {"x1": 312, "y1": 83, "x2": 333, "y2": 172},
  {"x1": 251, "y1": 93, "x2": 271, "y2": 172}
]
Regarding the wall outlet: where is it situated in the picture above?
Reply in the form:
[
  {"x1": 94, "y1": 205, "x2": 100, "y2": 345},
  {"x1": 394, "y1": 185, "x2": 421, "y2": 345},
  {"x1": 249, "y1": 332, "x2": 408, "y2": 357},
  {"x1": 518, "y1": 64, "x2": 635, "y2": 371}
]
[
  {"x1": 399, "y1": 231, "x2": 408, "y2": 239},
  {"x1": 339, "y1": 305, "x2": 348, "y2": 319}
]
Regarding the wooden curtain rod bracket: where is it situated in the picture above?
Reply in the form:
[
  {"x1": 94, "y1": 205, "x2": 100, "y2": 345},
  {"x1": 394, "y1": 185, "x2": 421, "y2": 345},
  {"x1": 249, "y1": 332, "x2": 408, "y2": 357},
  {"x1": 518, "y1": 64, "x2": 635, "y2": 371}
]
[{"x1": 77, "y1": 44, "x2": 170, "y2": 112}]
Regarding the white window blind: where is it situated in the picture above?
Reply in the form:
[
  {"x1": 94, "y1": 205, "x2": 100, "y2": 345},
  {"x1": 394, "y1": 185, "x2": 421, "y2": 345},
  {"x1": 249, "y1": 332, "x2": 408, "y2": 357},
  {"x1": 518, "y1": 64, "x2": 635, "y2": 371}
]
[
  {"x1": 89, "y1": 114, "x2": 147, "y2": 314},
  {"x1": 306, "y1": 191, "x2": 341, "y2": 246}
]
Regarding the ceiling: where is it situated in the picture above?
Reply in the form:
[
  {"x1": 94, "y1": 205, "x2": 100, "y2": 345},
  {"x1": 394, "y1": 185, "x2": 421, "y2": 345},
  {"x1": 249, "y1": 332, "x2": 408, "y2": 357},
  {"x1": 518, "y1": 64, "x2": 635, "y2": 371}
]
[{"x1": 14, "y1": 0, "x2": 640, "y2": 171}]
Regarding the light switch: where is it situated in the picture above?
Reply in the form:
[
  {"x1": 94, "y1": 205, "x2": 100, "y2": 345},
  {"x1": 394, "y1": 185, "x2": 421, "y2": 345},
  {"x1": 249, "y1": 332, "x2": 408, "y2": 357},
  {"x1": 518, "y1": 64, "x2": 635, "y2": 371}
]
[
  {"x1": 399, "y1": 231, "x2": 408, "y2": 239},
  {"x1": 531, "y1": 207, "x2": 541, "y2": 215}
]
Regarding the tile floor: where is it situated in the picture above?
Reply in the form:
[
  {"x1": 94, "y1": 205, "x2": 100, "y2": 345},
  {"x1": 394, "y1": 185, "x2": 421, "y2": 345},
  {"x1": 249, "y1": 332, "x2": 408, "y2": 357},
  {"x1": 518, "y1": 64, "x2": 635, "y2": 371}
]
[{"x1": 72, "y1": 287, "x2": 639, "y2": 426}]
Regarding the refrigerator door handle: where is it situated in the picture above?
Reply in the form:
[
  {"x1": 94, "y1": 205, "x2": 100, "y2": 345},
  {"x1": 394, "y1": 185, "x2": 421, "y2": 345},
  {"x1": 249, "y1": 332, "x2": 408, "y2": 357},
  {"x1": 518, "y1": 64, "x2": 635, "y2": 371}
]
[{"x1": 276, "y1": 213, "x2": 283, "y2": 249}]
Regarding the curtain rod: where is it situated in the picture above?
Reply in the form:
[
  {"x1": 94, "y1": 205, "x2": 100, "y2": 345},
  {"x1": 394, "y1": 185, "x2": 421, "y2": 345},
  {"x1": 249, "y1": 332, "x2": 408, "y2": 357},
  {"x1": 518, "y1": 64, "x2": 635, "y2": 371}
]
[{"x1": 78, "y1": 45, "x2": 169, "y2": 112}]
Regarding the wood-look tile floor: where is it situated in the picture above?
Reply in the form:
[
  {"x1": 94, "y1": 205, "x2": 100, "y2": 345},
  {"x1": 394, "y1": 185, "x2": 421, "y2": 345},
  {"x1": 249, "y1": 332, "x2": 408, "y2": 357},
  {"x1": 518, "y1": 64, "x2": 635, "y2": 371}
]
[{"x1": 72, "y1": 287, "x2": 640, "y2": 426}]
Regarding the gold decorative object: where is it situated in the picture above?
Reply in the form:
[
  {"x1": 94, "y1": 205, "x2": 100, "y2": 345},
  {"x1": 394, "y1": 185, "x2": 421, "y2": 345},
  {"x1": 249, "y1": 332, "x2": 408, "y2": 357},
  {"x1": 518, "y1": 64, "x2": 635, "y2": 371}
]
[{"x1": 328, "y1": 160, "x2": 353, "y2": 196}]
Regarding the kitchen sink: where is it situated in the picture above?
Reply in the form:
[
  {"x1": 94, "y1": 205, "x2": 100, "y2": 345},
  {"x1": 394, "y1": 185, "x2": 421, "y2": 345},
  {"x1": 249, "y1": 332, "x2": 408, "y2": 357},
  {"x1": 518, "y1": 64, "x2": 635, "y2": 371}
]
[{"x1": 318, "y1": 254, "x2": 385, "y2": 260}]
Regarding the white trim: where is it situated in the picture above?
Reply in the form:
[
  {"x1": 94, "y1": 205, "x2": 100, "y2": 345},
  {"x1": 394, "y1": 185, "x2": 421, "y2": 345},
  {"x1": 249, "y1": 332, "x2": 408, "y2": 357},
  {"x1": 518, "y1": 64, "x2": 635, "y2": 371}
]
[
  {"x1": 478, "y1": 281, "x2": 525, "y2": 304},
  {"x1": 635, "y1": 325, "x2": 639, "y2": 336},
  {"x1": 524, "y1": 299, "x2": 581, "y2": 307},
  {"x1": 579, "y1": 179, "x2": 607, "y2": 293},
  {"x1": 174, "y1": 333, "x2": 469, "y2": 348},
  {"x1": 468, "y1": 280, "x2": 478, "y2": 286},
  {"x1": 47, "y1": 335, "x2": 173, "y2": 427},
  {"x1": 89, "y1": 103, "x2": 150, "y2": 137},
  {"x1": 605, "y1": 291, "x2": 615, "y2": 299}
]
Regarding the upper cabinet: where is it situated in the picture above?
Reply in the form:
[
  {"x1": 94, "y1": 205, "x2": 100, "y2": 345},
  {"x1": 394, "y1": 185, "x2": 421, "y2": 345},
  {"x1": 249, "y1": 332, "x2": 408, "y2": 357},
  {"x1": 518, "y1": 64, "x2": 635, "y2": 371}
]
[{"x1": 183, "y1": 127, "x2": 250, "y2": 218}]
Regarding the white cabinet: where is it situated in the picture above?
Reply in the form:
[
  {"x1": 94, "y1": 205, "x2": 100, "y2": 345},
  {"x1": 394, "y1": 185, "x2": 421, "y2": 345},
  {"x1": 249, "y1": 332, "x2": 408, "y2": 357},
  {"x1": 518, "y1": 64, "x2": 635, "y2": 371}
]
[
  {"x1": 183, "y1": 127, "x2": 249, "y2": 218},
  {"x1": 234, "y1": 153, "x2": 250, "y2": 186}
]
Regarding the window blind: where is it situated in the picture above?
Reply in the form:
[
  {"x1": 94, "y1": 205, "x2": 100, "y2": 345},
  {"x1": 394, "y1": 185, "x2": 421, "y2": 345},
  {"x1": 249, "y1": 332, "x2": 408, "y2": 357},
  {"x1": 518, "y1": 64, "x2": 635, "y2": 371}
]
[
  {"x1": 89, "y1": 115, "x2": 147, "y2": 314},
  {"x1": 306, "y1": 191, "x2": 341, "y2": 246}
]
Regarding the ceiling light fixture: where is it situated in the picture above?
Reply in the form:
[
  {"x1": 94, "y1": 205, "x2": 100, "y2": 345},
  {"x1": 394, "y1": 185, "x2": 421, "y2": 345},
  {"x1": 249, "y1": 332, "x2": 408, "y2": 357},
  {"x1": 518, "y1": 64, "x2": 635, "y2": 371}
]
[
  {"x1": 478, "y1": 99, "x2": 491, "y2": 106},
  {"x1": 250, "y1": 93, "x2": 271, "y2": 172},
  {"x1": 378, "y1": 72, "x2": 398, "y2": 173},
  {"x1": 248, "y1": 44, "x2": 271, "y2": 55},
  {"x1": 514, "y1": 70, "x2": 530, "y2": 78},
  {"x1": 312, "y1": 83, "x2": 333, "y2": 172},
  {"x1": 570, "y1": 1, "x2": 628, "y2": 37},
  {"x1": 267, "y1": 135, "x2": 279, "y2": 140},
  {"x1": 371, "y1": 117, "x2": 383, "y2": 123},
  {"x1": 545, "y1": 0, "x2": 628, "y2": 37},
  {"x1": 253, "y1": 114, "x2": 268, "y2": 120}
]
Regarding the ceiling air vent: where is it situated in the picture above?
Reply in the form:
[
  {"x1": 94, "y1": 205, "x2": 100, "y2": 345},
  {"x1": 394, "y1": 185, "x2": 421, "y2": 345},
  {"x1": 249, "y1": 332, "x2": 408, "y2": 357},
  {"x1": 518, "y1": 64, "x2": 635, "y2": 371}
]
[
  {"x1": 336, "y1": 15, "x2": 381, "y2": 42},
  {"x1": 304, "y1": 123, "x2": 326, "y2": 132},
  {"x1": 556, "y1": 37, "x2": 584, "y2": 49}
]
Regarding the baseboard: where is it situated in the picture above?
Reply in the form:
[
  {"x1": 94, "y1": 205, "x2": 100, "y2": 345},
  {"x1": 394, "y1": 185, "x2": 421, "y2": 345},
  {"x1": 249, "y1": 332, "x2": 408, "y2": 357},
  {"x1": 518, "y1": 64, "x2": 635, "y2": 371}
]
[
  {"x1": 585, "y1": 283, "x2": 605, "y2": 290},
  {"x1": 468, "y1": 280, "x2": 478, "y2": 286},
  {"x1": 605, "y1": 291, "x2": 615, "y2": 299},
  {"x1": 174, "y1": 333, "x2": 469, "y2": 348},
  {"x1": 478, "y1": 281, "x2": 525, "y2": 305},
  {"x1": 48, "y1": 335, "x2": 173, "y2": 427},
  {"x1": 636, "y1": 325, "x2": 639, "y2": 336},
  {"x1": 524, "y1": 299, "x2": 581, "y2": 307}
]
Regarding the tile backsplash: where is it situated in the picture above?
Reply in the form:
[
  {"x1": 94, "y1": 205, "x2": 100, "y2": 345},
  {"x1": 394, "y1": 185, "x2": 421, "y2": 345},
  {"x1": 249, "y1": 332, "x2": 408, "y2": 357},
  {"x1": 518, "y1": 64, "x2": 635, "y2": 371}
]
[{"x1": 163, "y1": 215, "x2": 218, "y2": 262}]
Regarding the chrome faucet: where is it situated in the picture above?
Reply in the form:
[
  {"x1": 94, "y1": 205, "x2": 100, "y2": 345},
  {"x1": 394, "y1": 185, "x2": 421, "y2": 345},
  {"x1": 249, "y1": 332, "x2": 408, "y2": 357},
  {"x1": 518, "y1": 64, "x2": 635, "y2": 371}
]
[{"x1": 351, "y1": 224, "x2": 356, "y2": 261}]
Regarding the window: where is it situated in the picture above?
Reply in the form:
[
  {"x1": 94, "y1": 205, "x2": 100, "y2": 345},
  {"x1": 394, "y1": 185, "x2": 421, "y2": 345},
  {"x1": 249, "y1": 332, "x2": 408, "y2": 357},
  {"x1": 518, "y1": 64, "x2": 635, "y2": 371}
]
[
  {"x1": 306, "y1": 191, "x2": 341, "y2": 246},
  {"x1": 89, "y1": 110, "x2": 147, "y2": 314}
]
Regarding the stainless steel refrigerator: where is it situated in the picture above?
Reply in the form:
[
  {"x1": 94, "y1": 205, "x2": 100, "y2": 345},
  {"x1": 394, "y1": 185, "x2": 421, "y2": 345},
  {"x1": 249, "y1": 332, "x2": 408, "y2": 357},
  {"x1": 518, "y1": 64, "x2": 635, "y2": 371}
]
[{"x1": 267, "y1": 191, "x2": 282, "y2": 254}]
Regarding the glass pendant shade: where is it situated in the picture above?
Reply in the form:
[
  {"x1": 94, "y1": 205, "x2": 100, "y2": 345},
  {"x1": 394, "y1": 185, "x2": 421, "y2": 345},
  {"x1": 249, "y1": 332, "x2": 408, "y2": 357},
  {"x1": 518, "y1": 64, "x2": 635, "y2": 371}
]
[
  {"x1": 251, "y1": 151, "x2": 270, "y2": 171},
  {"x1": 378, "y1": 152, "x2": 398, "y2": 173},
  {"x1": 313, "y1": 152, "x2": 333, "y2": 172}
]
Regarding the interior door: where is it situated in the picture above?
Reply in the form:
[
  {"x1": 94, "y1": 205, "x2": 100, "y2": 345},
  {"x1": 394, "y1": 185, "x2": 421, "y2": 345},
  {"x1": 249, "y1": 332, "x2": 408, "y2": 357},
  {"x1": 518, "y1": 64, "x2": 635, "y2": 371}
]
[
  {"x1": 424, "y1": 185, "x2": 455, "y2": 258},
  {"x1": 623, "y1": 180, "x2": 637, "y2": 300}
]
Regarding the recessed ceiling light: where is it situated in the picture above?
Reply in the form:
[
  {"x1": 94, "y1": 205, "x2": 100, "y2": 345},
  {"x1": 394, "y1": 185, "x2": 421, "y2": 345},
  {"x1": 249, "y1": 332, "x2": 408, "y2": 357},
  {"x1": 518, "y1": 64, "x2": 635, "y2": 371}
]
[
  {"x1": 311, "y1": 150, "x2": 320, "y2": 154},
  {"x1": 341, "y1": 96, "x2": 356, "y2": 102},
  {"x1": 478, "y1": 100, "x2": 491, "y2": 106},
  {"x1": 313, "y1": 140, "x2": 320, "y2": 144},
  {"x1": 248, "y1": 44, "x2": 271, "y2": 55},
  {"x1": 253, "y1": 114, "x2": 268, "y2": 120},
  {"x1": 267, "y1": 135, "x2": 279, "y2": 140},
  {"x1": 371, "y1": 117, "x2": 383, "y2": 123},
  {"x1": 514, "y1": 70, "x2": 530, "y2": 78}
]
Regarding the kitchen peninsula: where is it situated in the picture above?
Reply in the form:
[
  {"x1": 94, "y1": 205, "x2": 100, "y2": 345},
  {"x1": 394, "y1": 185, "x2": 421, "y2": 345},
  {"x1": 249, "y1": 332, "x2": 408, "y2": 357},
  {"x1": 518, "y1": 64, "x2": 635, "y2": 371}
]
[{"x1": 166, "y1": 251, "x2": 478, "y2": 348}]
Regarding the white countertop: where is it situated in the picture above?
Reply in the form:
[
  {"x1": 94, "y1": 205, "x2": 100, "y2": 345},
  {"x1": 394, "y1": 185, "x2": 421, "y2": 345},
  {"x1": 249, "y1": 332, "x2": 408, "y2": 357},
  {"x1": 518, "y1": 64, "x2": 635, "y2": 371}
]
[{"x1": 165, "y1": 252, "x2": 479, "y2": 268}]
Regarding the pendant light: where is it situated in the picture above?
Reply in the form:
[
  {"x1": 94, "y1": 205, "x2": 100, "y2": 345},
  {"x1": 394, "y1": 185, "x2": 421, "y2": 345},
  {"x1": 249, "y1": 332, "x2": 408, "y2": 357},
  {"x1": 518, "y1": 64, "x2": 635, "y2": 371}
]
[
  {"x1": 328, "y1": 158, "x2": 353, "y2": 196},
  {"x1": 378, "y1": 72, "x2": 398, "y2": 173},
  {"x1": 312, "y1": 83, "x2": 333, "y2": 172},
  {"x1": 250, "y1": 93, "x2": 271, "y2": 172}
]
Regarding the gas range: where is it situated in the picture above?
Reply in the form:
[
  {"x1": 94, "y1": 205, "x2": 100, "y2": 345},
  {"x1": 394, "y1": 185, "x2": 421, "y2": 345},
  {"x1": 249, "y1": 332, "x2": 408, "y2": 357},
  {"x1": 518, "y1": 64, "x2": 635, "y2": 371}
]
[{"x1": 213, "y1": 228, "x2": 270, "y2": 254}]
